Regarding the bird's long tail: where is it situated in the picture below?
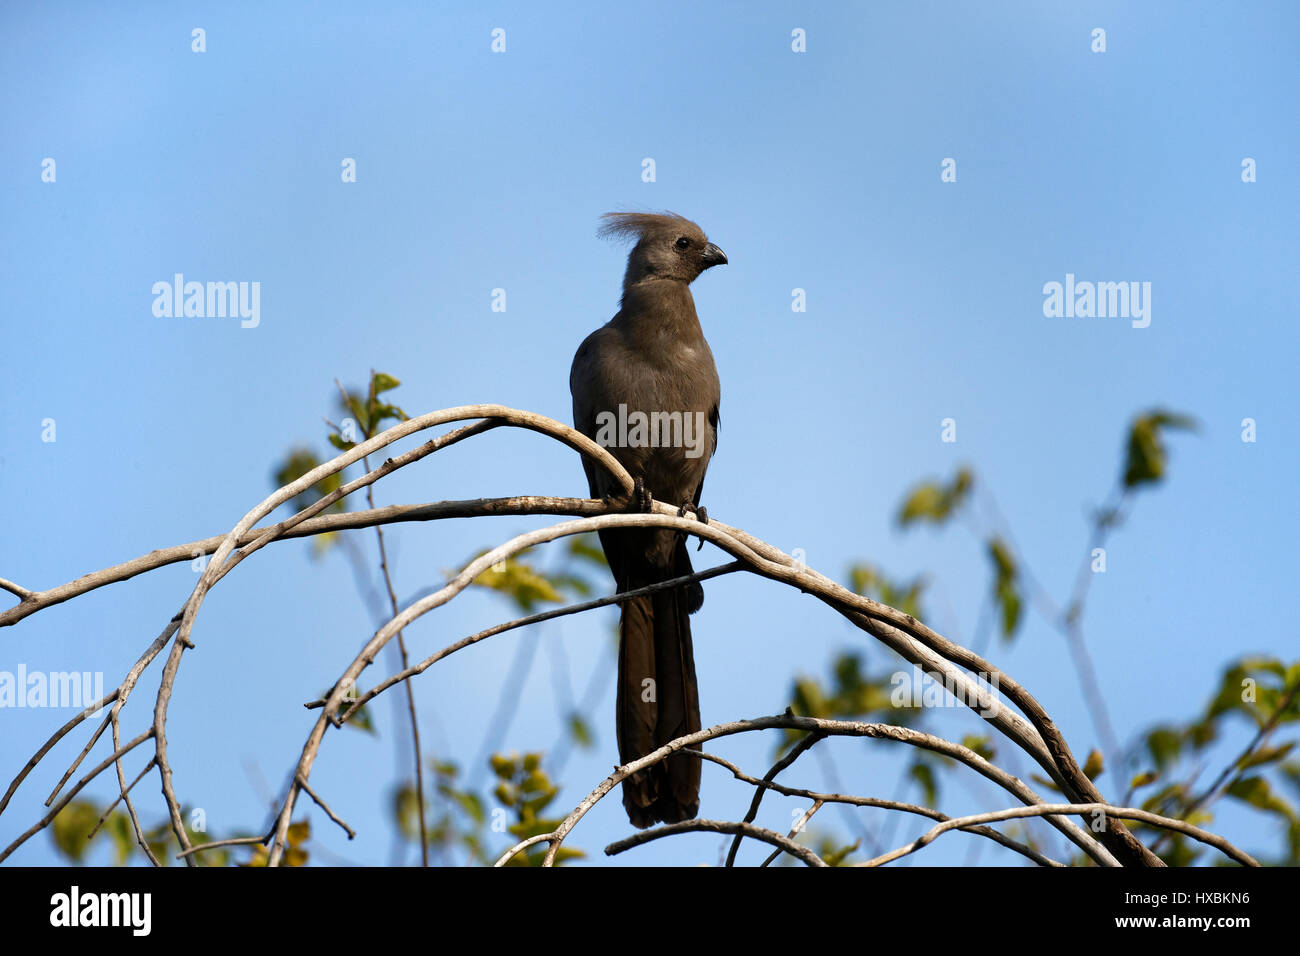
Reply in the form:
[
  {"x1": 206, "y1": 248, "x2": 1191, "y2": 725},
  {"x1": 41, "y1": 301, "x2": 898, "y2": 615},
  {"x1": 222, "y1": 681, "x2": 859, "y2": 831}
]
[{"x1": 616, "y1": 536, "x2": 702, "y2": 828}]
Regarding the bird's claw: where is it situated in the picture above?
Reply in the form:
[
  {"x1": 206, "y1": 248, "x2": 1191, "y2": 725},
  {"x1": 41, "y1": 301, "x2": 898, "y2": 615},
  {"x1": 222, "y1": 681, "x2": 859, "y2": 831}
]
[
  {"x1": 633, "y1": 477, "x2": 653, "y2": 513},
  {"x1": 605, "y1": 479, "x2": 653, "y2": 513},
  {"x1": 678, "y1": 500, "x2": 708, "y2": 550}
]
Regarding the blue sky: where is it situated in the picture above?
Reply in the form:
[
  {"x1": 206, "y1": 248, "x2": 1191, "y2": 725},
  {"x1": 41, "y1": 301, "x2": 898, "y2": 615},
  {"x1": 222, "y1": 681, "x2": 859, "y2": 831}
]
[{"x1": 2, "y1": 1, "x2": 1297, "y2": 866}]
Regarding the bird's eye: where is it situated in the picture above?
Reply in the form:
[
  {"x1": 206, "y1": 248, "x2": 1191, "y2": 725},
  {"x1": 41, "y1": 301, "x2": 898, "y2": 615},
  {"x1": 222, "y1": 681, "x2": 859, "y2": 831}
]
[{"x1": 675, "y1": 236, "x2": 691, "y2": 250}]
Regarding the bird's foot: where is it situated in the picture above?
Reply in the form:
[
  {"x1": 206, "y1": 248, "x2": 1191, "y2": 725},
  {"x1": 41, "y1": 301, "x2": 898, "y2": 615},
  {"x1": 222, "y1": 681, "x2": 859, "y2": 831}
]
[
  {"x1": 633, "y1": 477, "x2": 653, "y2": 513},
  {"x1": 678, "y1": 500, "x2": 709, "y2": 550},
  {"x1": 677, "y1": 499, "x2": 708, "y2": 523},
  {"x1": 605, "y1": 478, "x2": 653, "y2": 513}
]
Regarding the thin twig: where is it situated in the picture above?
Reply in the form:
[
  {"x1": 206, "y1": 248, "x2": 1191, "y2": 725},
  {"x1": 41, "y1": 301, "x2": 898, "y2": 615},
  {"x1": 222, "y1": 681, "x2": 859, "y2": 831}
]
[
  {"x1": 725, "y1": 729, "x2": 825, "y2": 867},
  {"x1": 321, "y1": 562, "x2": 744, "y2": 721},
  {"x1": 177, "y1": 835, "x2": 269, "y2": 859},
  {"x1": 0, "y1": 729, "x2": 154, "y2": 863},
  {"x1": 0, "y1": 690, "x2": 118, "y2": 817},
  {"x1": 295, "y1": 774, "x2": 357, "y2": 839},
  {"x1": 759, "y1": 800, "x2": 824, "y2": 867},
  {"x1": 339, "y1": 372, "x2": 429, "y2": 866},
  {"x1": 0, "y1": 577, "x2": 33, "y2": 600}
]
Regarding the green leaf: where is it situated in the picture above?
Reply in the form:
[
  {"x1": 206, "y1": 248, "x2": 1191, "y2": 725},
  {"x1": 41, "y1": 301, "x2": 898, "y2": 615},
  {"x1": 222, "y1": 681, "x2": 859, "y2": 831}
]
[
  {"x1": 450, "y1": 790, "x2": 485, "y2": 825},
  {"x1": 568, "y1": 534, "x2": 608, "y2": 567},
  {"x1": 105, "y1": 811, "x2": 135, "y2": 866},
  {"x1": 849, "y1": 564, "x2": 926, "y2": 620},
  {"x1": 1285, "y1": 661, "x2": 1300, "y2": 692},
  {"x1": 506, "y1": 817, "x2": 553, "y2": 839},
  {"x1": 961, "y1": 735, "x2": 996, "y2": 762},
  {"x1": 550, "y1": 846, "x2": 585, "y2": 865},
  {"x1": 392, "y1": 785, "x2": 422, "y2": 840},
  {"x1": 272, "y1": 448, "x2": 347, "y2": 518},
  {"x1": 343, "y1": 391, "x2": 370, "y2": 435},
  {"x1": 898, "y1": 483, "x2": 947, "y2": 526},
  {"x1": 324, "y1": 686, "x2": 374, "y2": 733},
  {"x1": 1129, "y1": 770, "x2": 1159, "y2": 790},
  {"x1": 1030, "y1": 773, "x2": 1064, "y2": 794},
  {"x1": 1239, "y1": 742, "x2": 1296, "y2": 771},
  {"x1": 1082, "y1": 748, "x2": 1105, "y2": 781},
  {"x1": 1145, "y1": 725, "x2": 1185, "y2": 769},
  {"x1": 1240, "y1": 656, "x2": 1286, "y2": 679},
  {"x1": 430, "y1": 759, "x2": 459, "y2": 779},
  {"x1": 549, "y1": 572, "x2": 593, "y2": 598},
  {"x1": 909, "y1": 761, "x2": 938, "y2": 807},
  {"x1": 1122, "y1": 410, "x2": 1197, "y2": 489},
  {"x1": 996, "y1": 582, "x2": 1021, "y2": 637},
  {"x1": 370, "y1": 402, "x2": 409, "y2": 425},
  {"x1": 987, "y1": 537, "x2": 1022, "y2": 639},
  {"x1": 142, "y1": 819, "x2": 173, "y2": 867},
  {"x1": 371, "y1": 372, "x2": 401, "y2": 394},
  {"x1": 1140, "y1": 781, "x2": 1188, "y2": 813},
  {"x1": 568, "y1": 713, "x2": 594, "y2": 748},
  {"x1": 286, "y1": 820, "x2": 311, "y2": 846},
  {"x1": 1225, "y1": 776, "x2": 1297, "y2": 822},
  {"x1": 820, "y1": 839, "x2": 860, "y2": 867},
  {"x1": 50, "y1": 800, "x2": 100, "y2": 862},
  {"x1": 345, "y1": 699, "x2": 374, "y2": 734},
  {"x1": 988, "y1": 538, "x2": 1015, "y2": 580},
  {"x1": 470, "y1": 556, "x2": 565, "y2": 612},
  {"x1": 952, "y1": 468, "x2": 973, "y2": 501},
  {"x1": 791, "y1": 676, "x2": 828, "y2": 720},
  {"x1": 1279, "y1": 762, "x2": 1300, "y2": 800},
  {"x1": 897, "y1": 468, "x2": 973, "y2": 528},
  {"x1": 1185, "y1": 718, "x2": 1218, "y2": 750}
]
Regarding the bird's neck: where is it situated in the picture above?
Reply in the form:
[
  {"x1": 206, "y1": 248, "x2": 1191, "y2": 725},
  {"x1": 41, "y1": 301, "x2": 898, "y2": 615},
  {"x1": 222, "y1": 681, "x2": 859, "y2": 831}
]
[{"x1": 616, "y1": 278, "x2": 705, "y2": 343}]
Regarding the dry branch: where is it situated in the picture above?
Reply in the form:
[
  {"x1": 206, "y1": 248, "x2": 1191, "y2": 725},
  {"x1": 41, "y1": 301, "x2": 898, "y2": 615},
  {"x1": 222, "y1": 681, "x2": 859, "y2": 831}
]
[{"x1": 0, "y1": 404, "x2": 1244, "y2": 869}]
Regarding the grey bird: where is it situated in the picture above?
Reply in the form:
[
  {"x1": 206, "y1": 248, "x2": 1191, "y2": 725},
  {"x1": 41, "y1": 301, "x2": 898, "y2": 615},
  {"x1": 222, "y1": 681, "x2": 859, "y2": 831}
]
[{"x1": 570, "y1": 211, "x2": 726, "y2": 828}]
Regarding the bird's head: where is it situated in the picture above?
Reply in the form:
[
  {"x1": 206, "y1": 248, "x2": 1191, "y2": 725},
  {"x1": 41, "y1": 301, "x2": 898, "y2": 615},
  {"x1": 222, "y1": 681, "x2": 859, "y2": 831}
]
[{"x1": 599, "y1": 211, "x2": 727, "y2": 288}]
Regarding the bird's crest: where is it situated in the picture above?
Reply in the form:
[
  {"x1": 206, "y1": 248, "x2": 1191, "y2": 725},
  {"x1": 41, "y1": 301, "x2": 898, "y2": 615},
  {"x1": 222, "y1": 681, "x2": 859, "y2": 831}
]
[{"x1": 597, "y1": 211, "x2": 699, "y2": 245}]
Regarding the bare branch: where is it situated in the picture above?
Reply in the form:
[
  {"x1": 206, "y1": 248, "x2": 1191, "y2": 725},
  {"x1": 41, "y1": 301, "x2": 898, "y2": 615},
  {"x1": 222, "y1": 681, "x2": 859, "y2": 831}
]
[
  {"x1": 529, "y1": 714, "x2": 1118, "y2": 867},
  {"x1": 0, "y1": 496, "x2": 614, "y2": 628},
  {"x1": 861, "y1": 802, "x2": 1259, "y2": 868},
  {"x1": 725, "y1": 729, "x2": 825, "y2": 867},
  {"x1": 0, "y1": 690, "x2": 118, "y2": 818},
  {"x1": 88, "y1": 757, "x2": 155, "y2": 839},
  {"x1": 296, "y1": 774, "x2": 356, "y2": 840},
  {"x1": 0, "y1": 578, "x2": 33, "y2": 601},
  {"x1": 321, "y1": 561, "x2": 745, "y2": 721},
  {"x1": 759, "y1": 800, "x2": 824, "y2": 867},
  {"x1": 688, "y1": 749, "x2": 1062, "y2": 867},
  {"x1": 607, "y1": 820, "x2": 828, "y2": 866},
  {"x1": 492, "y1": 833, "x2": 554, "y2": 866},
  {"x1": 178, "y1": 835, "x2": 269, "y2": 859},
  {"x1": 4, "y1": 403, "x2": 1190, "y2": 869},
  {"x1": 0, "y1": 729, "x2": 153, "y2": 864}
]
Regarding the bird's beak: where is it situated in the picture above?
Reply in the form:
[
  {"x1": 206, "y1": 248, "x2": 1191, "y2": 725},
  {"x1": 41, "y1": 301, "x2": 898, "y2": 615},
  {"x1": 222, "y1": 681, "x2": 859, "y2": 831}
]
[{"x1": 700, "y1": 242, "x2": 728, "y2": 269}]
